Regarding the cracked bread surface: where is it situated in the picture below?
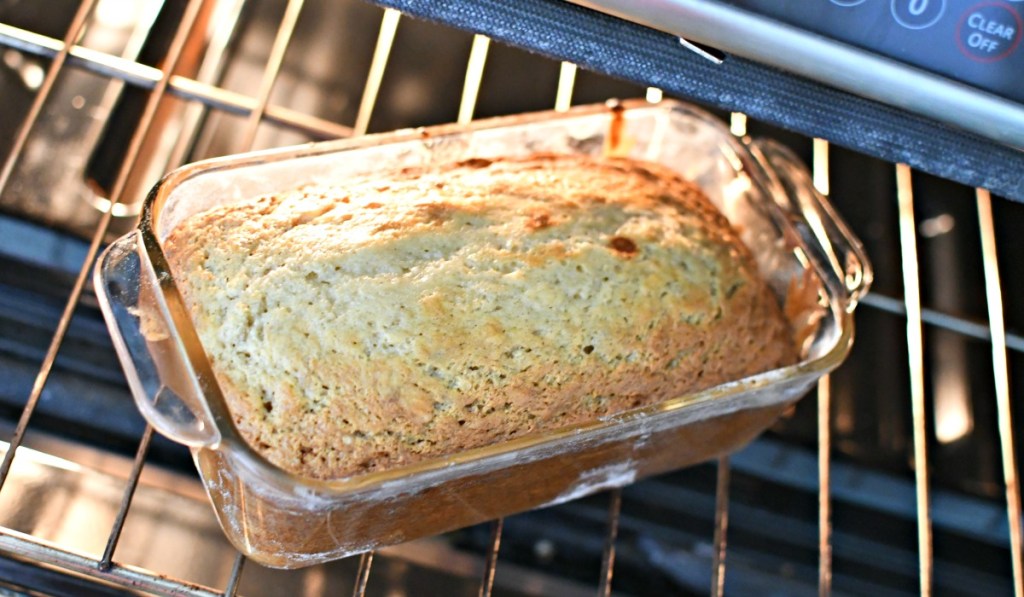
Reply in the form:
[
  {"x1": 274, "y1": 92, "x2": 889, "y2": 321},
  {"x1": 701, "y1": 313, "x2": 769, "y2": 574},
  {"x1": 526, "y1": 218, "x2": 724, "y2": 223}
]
[{"x1": 163, "y1": 154, "x2": 796, "y2": 480}]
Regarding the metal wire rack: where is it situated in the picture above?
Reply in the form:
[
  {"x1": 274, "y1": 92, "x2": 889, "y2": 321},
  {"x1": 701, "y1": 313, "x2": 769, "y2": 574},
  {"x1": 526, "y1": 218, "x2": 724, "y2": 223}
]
[{"x1": 0, "y1": 1, "x2": 1020, "y2": 594}]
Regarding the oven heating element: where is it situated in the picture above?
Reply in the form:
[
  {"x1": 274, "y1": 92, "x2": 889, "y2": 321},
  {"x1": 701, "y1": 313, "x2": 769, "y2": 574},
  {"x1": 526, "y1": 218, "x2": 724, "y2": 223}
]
[{"x1": 0, "y1": 0, "x2": 1020, "y2": 595}]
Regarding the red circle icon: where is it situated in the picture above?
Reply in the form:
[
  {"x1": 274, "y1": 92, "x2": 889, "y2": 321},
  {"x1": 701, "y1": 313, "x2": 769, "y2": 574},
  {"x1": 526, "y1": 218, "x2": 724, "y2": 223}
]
[{"x1": 956, "y1": 2, "x2": 1023, "y2": 62}]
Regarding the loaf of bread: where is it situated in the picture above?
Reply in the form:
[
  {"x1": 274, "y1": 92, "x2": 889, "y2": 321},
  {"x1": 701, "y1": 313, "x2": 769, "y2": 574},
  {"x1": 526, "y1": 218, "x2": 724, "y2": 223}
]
[{"x1": 164, "y1": 154, "x2": 796, "y2": 480}]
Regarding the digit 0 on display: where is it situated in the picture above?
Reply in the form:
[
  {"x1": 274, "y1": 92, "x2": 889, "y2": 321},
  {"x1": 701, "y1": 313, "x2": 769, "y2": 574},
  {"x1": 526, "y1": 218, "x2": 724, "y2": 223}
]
[{"x1": 891, "y1": 0, "x2": 946, "y2": 29}]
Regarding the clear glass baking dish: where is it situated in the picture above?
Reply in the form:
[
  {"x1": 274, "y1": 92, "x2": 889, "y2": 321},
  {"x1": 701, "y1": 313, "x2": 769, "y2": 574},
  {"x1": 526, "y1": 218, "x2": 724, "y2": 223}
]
[{"x1": 94, "y1": 99, "x2": 871, "y2": 568}]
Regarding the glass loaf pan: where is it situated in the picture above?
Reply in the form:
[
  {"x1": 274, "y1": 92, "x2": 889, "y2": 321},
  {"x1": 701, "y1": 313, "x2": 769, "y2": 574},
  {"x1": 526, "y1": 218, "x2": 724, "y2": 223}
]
[{"x1": 95, "y1": 100, "x2": 871, "y2": 568}]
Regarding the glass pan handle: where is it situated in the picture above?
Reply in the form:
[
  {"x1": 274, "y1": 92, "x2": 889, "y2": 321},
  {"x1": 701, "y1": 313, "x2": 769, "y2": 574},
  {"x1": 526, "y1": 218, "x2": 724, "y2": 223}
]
[
  {"x1": 94, "y1": 232, "x2": 220, "y2": 448},
  {"x1": 749, "y1": 138, "x2": 873, "y2": 311}
]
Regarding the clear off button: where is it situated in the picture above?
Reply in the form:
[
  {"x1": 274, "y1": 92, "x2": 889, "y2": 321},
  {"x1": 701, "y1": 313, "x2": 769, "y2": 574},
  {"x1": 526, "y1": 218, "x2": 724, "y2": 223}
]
[{"x1": 957, "y1": 2, "x2": 1023, "y2": 61}]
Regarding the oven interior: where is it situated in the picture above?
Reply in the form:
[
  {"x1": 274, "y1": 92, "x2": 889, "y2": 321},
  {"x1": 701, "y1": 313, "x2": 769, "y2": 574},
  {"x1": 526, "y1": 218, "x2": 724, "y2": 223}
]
[{"x1": 0, "y1": 0, "x2": 1021, "y2": 595}]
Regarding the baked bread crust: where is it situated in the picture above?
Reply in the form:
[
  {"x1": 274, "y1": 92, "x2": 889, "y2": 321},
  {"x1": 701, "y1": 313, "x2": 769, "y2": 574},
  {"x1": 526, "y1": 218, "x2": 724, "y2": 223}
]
[{"x1": 164, "y1": 154, "x2": 796, "y2": 480}]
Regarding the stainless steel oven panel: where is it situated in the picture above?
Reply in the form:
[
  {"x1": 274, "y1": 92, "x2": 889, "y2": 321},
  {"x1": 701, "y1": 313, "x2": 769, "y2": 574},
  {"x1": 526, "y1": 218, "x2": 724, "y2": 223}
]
[{"x1": 567, "y1": 0, "x2": 1024, "y2": 149}]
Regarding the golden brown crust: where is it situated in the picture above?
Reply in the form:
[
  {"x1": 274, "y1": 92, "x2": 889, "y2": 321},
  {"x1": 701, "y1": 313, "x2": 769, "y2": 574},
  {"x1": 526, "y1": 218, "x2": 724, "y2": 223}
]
[{"x1": 164, "y1": 153, "x2": 796, "y2": 480}]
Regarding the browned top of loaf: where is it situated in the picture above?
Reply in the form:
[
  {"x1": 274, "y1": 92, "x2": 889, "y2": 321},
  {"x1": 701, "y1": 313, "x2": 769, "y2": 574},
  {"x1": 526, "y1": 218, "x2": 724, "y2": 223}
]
[{"x1": 164, "y1": 154, "x2": 796, "y2": 480}]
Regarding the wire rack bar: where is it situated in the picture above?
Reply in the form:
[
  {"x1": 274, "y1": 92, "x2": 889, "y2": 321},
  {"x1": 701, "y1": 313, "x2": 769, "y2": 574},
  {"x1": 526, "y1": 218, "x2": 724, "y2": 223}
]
[
  {"x1": 0, "y1": 527, "x2": 221, "y2": 596},
  {"x1": 479, "y1": 518, "x2": 504, "y2": 597},
  {"x1": 707, "y1": 109, "x2": 749, "y2": 597},
  {"x1": 597, "y1": 488, "x2": 623, "y2": 597},
  {"x1": 555, "y1": 62, "x2": 577, "y2": 113},
  {"x1": 458, "y1": 34, "x2": 490, "y2": 125},
  {"x1": 352, "y1": 551, "x2": 374, "y2": 597},
  {"x1": 0, "y1": 22, "x2": 353, "y2": 140},
  {"x1": 0, "y1": 0, "x2": 97, "y2": 196},
  {"x1": 237, "y1": 0, "x2": 305, "y2": 152},
  {"x1": 860, "y1": 293, "x2": 1024, "y2": 354},
  {"x1": 352, "y1": 8, "x2": 401, "y2": 136},
  {"x1": 812, "y1": 138, "x2": 829, "y2": 197},
  {"x1": 896, "y1": 163, "x2": 933, "y2": 596},
  {"x1": 977, "y1": 188, "x2": 1024, "y2": 597},
  {"x1": 729, "y1": 112, "x2": 747, "y2": 138},
  {"x1": 817, "y1": 376, "x2": 833, "y2": 596},
  {"x1": 813, "y1": 138, "x2": 833, "y2": 597},
  {"x1": 711, "y1": 455, "x2": 731, "y2": 597},
  {"x1": 164, "y1": 0, "x2": 248, "y2": 168},
  {"x1": 99, "y1": 425, "x2": 155, "y2": 570},
  {"x1": 224, "y1": 552, "x2": 246, "y2": 597}
]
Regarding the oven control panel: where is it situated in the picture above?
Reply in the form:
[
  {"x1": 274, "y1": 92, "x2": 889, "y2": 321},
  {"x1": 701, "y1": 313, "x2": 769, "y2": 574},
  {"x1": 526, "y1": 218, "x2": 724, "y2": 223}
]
[{"x1": 722, "y1": 0, "x2": 1024, "y2": 103}]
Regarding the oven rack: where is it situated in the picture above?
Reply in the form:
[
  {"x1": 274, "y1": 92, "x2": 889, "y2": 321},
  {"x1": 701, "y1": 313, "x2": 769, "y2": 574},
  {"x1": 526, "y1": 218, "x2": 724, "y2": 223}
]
[{"x1": 0, "y1": 1, "x2": 1020, "y2": 595}]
